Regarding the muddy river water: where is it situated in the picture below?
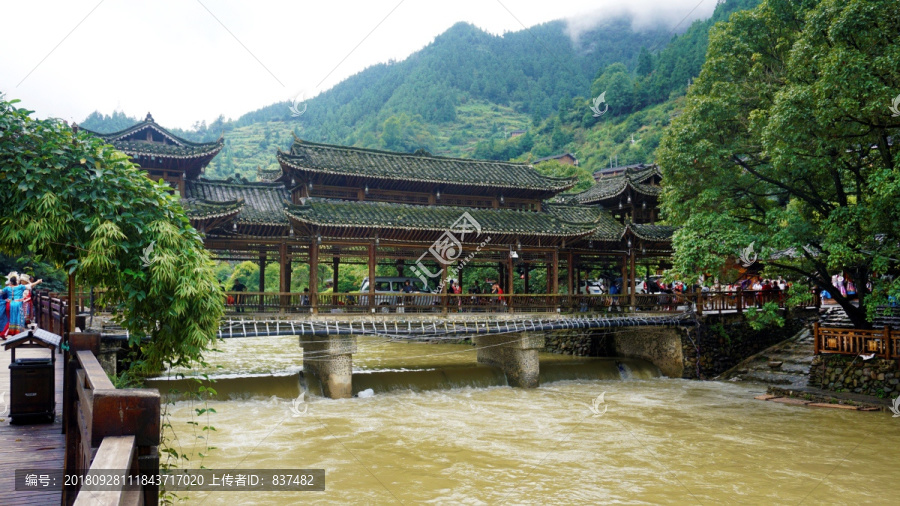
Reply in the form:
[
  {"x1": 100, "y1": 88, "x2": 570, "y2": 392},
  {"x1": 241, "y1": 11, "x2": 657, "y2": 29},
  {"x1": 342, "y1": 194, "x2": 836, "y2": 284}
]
[{"x1": 156, "y1": 335, "x2": 900, "y2": 504}]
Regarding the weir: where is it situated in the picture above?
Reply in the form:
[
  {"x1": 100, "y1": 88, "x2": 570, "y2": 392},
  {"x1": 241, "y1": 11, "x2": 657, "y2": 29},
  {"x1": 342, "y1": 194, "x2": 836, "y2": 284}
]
[
  {"x1": 473, "y1": 332, "x2": 545, "y2": 388},
  {"x1": 149, "y1": 357, "x2": 662, "y2": 400},
  {"x1": 300, "y1": 334, "x2": 357, "y2": 399}
]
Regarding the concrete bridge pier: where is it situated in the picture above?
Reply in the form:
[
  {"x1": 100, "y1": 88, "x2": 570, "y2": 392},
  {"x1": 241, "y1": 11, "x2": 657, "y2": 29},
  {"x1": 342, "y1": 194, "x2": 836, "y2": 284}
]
[
  {"x1": 474, "y1": 332, "x2": 545, "y2": 388},
  {"x1": 301, "y1": 334, "x2": 357, "y2": 399}
]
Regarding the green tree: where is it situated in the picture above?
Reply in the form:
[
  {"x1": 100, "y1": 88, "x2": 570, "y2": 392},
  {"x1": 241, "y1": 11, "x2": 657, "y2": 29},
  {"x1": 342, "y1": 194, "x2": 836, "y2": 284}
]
[
  {"x1": 590, "y1": 63, "x2": 635, "y2": 116},
  {"x1": 380, "y1": 113, "x2": 434, "y2": 152},
  {"x1": 635, "y1": 47, "x2": 653, "y2": 77},
  {"x1": 0, "y1": 97, "x2": 223, "y2": 375},
  {"x1": 533, "y1": 160, "x2": 594, "y2": 193},
  {"x1": 657, "y1": 0, "x2": 900, "y2": 328}
]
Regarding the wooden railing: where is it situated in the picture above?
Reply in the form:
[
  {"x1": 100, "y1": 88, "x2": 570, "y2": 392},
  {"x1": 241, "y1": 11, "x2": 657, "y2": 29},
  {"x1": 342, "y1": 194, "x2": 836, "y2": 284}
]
[
  {"x1": 697, "y1": 289, "x2": 787, "y2": 315},
  {"x1": 64, "y1": 333, "x2": 160, "y2": 505},
  {"x1": 33, "y1": 291, "x2": 71, "y2": 336},
  {"x1": 813, "y1": 322, "x2": 899, "y2": 359}
]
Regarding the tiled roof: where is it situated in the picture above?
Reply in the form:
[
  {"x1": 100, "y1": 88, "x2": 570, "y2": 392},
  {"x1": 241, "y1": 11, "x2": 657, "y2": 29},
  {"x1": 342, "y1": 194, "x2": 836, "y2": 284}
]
[
  {"x1": 278, "y1": 139, "x2": 576, "y2": 192},
  {"x1": 257, "y1": 165, "x2": 282, "y2": 182},
  {"x1": 534, "y1": 153, "x2": 578, "y2": 164},
  {"x1": 185, "y1": 178, "x2": 290, "y2": 225},
  {"x1": 83, "y1": 113, "x2": 223, "y2": 161},
  {"x1": 544, "y1": 203, "x2": 625, "y2": 240},
  {"x1": 284, "y1": 199, "x2": 605, "y2": 238},
  {"x1": 626, "y1": 223, "x2": 675, "y2": 242},
  {"x1": 569, "y1": 165, "x2": 662, "y2": 204},
  {"x1": 101, "y1": 139, "x2": 223, "y2": 159},
  {"x1": 183, "y1": 198, "x2": 244, "y2": 220}
]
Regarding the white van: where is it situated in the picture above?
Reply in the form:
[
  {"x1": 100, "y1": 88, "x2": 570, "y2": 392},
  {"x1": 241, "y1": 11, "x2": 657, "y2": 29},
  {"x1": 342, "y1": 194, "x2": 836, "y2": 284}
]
[
  {"x1": 359, "y1": 276, "x2": 431, "y2": 294},
  {"x1": 358, "y1": 277, "x2": 435, "y2": 312},
  {"x1": 578, "y1": 279, "x2": 604, "y2": 295}
]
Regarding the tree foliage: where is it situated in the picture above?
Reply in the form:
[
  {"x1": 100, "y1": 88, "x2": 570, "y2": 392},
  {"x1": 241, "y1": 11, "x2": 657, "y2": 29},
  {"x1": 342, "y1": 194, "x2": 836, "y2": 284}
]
[
  {"x1": 0, "y1": 97, "x2": 223, "y2": 375},
  {"x1": 658, "y1": 0, "x2": 900, "y2": 328}
]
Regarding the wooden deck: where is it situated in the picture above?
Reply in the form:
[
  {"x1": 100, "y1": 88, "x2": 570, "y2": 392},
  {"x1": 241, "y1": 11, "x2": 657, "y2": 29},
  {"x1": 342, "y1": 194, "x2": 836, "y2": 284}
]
[{"x1": 0, "y1": 343, "x2": 65, "y2": 505}]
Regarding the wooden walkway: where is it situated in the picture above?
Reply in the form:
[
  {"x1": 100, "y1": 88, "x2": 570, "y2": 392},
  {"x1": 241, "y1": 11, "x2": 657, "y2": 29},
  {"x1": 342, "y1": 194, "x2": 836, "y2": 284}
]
[{"x1": 0, "y1": 343, "x2": 65, "y2": 505}]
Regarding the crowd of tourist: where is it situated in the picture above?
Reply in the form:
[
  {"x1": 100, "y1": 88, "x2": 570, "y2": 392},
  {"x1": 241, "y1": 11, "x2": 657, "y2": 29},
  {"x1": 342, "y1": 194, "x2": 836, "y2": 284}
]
[{"x1": 0, "y1": 272, "x2": 43, "y2": 339}]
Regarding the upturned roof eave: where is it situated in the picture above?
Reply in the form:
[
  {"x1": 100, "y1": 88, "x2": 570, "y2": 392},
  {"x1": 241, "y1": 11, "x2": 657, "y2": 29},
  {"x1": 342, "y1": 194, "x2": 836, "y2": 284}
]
[{"x1": 84, "y1": 120, "x2": 223, "y2": 150}]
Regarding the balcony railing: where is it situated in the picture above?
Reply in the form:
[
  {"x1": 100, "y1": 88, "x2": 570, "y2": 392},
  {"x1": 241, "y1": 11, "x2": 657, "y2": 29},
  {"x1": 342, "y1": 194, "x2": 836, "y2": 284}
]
[{"x1": 814, "y1": 322, "x2": 898, "y2": 359}]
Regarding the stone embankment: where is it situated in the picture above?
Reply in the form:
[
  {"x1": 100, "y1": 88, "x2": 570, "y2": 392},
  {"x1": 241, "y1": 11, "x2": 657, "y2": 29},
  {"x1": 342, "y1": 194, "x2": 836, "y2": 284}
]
[
  {"x1": 808, "y1": 354, "x2": 899, "y2": 398},
  {"x1": 543, "y1": 330, "x2": 593, "y2": 356},
  {"x1": 717, "y1": 327, "x2": 814, "y2": 388}
]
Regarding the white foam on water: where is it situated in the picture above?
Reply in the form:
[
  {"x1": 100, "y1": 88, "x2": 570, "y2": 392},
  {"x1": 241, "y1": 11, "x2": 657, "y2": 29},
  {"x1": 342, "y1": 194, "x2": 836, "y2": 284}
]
[{"x1": 617, "y1": 361, "x2": 634, "y2": 380}]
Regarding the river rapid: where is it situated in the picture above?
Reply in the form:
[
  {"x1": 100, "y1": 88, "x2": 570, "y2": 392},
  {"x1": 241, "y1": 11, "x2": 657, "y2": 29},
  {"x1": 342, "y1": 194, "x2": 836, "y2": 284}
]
[{"x1": 157, "y1": 335, "x2": 900, "y2": 505}]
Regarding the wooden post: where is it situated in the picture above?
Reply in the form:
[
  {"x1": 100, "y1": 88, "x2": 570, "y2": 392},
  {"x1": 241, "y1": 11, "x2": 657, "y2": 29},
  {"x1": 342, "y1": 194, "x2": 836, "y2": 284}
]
[
  {"x1": 441, "y1": 263, "x2": 449, "y2": 315},
  {"x1": 309, "y1": 240, "x2": 318, "y2": 315},
  {"x1": 68, "y1": 271, "x2": 76, "y2": 334},
  {"x1": 566, "y1": 252, "x2": 574, "y2": 295},
  {"x1": 523, "y1": 264, "x2": 530, "y2": 294},
  {"x1": 629, "y1": 245, "x2": 636, "y2": 310},
  {"x1": 550, "y1": 249, "x2": 559, "y2": 296},
  {"x1": 695, "y1": 287, "x2": 703, "y2": 316},
  {"x1": 332, "y1": 257, "x2": 339, "y2": 293},
  {"x1": 884, "y1": 326, "x2": 890, "y2": 359},
  {"x1": 813, "y1": 322, "x2": 820, "y2": 355},
  {"x1": 258, "y1": 252, "x2": 266, "y2": 311},
  {"x1": 368, "y1": 242, "x2": 376, "y2": 313},
  {"x1": 737, "y1": 287, "x2": 743, "y2": 315},
  {"x1": 507, "y1": 253, "x2": 515, "y2": 312},
  {"x1": 279, "y1": 243, "x2": 289, "y2": 312},
  {"x1": 258, "y1": 253, "x2": 266, "y2": 292}
]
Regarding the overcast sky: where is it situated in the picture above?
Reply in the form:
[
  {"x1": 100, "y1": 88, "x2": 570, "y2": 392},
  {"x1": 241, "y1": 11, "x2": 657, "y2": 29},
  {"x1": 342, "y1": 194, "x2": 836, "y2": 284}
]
[{"x1": 1, "y1": 0, "x2": 716, "y2": 129}]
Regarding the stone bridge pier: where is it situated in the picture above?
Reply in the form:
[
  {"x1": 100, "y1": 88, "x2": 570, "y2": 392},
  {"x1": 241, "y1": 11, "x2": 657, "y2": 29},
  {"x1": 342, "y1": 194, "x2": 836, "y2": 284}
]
[
  {"x1": 473, "y1": 332, "x2": 545, "y2": 388},
  {"x1": 300, "y1": 334, "x2": 357, "y2": 399}
]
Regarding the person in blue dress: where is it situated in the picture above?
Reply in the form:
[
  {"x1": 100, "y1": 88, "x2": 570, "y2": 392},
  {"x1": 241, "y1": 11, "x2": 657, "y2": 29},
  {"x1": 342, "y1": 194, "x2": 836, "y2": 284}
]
[
  {"x1": 2, "y1": 273, "x2": 42, "y2": 335},
  {"x1": 0, "y1": 289, "x2": 10, "y2": 339}
]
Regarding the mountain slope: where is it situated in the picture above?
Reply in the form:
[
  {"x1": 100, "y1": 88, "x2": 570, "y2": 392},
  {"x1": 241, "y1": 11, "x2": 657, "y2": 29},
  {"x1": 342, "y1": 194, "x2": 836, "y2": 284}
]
[{"x1": 81, "y1": 0, "x2": 760, "y2": 181}]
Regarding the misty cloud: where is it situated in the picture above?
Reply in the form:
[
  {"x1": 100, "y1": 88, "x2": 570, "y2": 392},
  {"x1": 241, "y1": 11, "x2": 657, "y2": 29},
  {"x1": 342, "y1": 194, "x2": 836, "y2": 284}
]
[{"x1": 564, "y1": 0, "x2": 718, "y2": 43}]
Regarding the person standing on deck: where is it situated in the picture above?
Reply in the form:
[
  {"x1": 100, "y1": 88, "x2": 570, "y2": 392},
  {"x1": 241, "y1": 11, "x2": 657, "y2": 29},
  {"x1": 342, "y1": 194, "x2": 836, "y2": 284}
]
[
  {"x1": 232, "y1": 279, "x2": 246, "y2": 313},
  {"x1": 491, "y1": 282, "x2": 504, "y2": 305},
  {"x1": 451, "y1": 279, "x2": 462, "y2": 311},
  {"x1": 2, "y1": 274, "x2": 42, "y2": 335},
  {"x1": 19, "y1": 273, "x2": 36, "y2": 325},
  {"x1": 0, "y1": 290, "x2": 10, "y2": 339}
]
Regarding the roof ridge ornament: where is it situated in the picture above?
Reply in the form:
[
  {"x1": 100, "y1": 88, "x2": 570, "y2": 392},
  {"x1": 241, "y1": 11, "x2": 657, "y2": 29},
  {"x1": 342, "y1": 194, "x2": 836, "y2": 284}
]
[
  {"x1": 145, "y1": 112, "x2": 154, "y2": 123},
  {"x1": 293, "y1": 131, "x2": 302, "y2": 143}
]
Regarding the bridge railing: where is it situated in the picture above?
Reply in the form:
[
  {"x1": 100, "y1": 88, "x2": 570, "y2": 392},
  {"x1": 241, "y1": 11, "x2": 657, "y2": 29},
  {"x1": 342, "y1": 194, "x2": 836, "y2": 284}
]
[
  {"x1": 64, "y1": 333, "x2": 159, "y2": 505},
  {"x1": 222, "y1": 292, "x2": 699, "y2": 315},
  {"x1": 813, "y1": 322, "x2": 898, "y2": 359},
  {"x1": 696, "y1": 290, "x2": 792, "y2": 315}
]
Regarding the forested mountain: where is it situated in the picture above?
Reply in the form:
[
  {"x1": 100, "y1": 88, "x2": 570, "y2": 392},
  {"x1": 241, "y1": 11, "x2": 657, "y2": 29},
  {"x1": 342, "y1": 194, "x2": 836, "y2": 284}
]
[{"x1": 81, "y1": 0, "x2": 759, "y2": 182}]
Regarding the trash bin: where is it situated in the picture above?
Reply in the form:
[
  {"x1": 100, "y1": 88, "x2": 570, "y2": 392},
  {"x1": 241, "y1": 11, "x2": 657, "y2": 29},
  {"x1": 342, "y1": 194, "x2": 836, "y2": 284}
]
[
  {"x1": 4, "y1": 327, "x2": 60, "y2": 424},
  {"x1": 9, "y1": 357, "x2": 55, "y2": 422}
]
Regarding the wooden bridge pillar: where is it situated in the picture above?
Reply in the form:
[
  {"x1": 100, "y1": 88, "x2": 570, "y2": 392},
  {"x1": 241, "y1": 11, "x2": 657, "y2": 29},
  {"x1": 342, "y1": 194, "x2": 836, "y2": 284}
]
[
  {"x1": 550, "y1": 249, "x2": 559, "y2": 295},
  {"x1": 279, "y1": 243, "x2": 291, "y2": 312},
  {"x1": 310, "y1": 239, "x2": 319, "y2": 314},
  {"x1": 473, "y1": 332, "x2": 544, "y2": 388},
  {"x1": 258, "y1": 252, "x2": 266, "y2": 293},
  {"x1": 300, "y1": 334, "x2": 357, "y2": 399}
]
